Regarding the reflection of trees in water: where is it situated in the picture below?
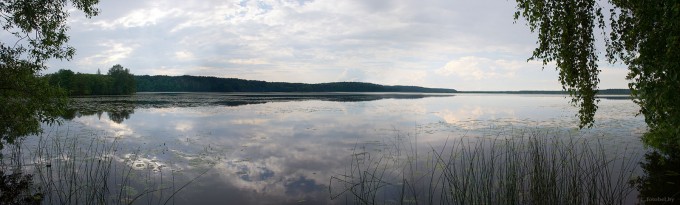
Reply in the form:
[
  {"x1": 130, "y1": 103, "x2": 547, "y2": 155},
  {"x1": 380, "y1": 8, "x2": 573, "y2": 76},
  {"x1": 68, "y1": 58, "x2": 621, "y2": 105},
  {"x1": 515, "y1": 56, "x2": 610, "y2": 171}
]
[
  {"x1": 107, "y1": 109, "x2": 134, "y2": 124},
  {"x1": 62, "y1": 94, "x2": 453, "y2": 124},
  {"x1": 60, "y1": 103, "x2": 135, "y2": 124},
  {"x1": 0, "y1": 170, "x2": 42, "y2": 204},
  {"x1": 632, "y1": 150, "x2": 680, "y2": 204},
  {"x1": 60, "y1": 109, "x2": 77, "y2": 120}
]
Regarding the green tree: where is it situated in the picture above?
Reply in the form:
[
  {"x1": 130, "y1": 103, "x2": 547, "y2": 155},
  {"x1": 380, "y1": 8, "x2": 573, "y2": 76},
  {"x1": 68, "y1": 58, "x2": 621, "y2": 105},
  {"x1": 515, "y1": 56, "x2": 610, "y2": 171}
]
[
  {"x1": 48, "y1": 69, "x2": 76, "y2": 94},
  {"x1": 46, "y1": 68, "x2": 138, "y2": 96},
  {"x1": 515, "y1": 0, "x2": 680, "y2": 151},
  {"x1": 0, "y1": 0, "x2": 99, "y2": 150},
  {"x1": 107, "y1": 64, "x2": 135, "y2": 95}
]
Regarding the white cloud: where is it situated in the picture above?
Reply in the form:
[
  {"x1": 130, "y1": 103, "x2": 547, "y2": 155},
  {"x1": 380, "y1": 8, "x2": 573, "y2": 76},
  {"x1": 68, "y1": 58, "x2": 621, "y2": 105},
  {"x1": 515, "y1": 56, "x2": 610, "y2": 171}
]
[
  {"x1": 38, "y1": 0, "x2": 628, "y2": 90},
  {"x1": 599, "y1": 66, "x2": 630, "y2": 89},
  {"x1": 78, "y1": 41, "x2": 136, "y2": 66},
  {"x1": 436, "y1": 56, "x2": 523, "y2": 80},
  {"x1": 170, "y1": 4, "x2": 237, "y2": 32},
  {"x1": 228, "y1": 58, "x2": 270, "y2": 65},
  {"x1": 147, "y1": 66, "x2": 187, "y2": 76},
  {"x1": 92, "y1": 7, "x2": 177, "y2": 29},
  {"x1": 175, "y1": 51, "x2": 195, "y2": 61}
]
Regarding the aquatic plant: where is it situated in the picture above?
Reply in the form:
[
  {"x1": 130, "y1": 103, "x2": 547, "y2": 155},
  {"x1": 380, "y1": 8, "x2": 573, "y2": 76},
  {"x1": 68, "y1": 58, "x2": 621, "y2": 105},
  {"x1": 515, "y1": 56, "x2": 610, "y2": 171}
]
[
  {"x1": 0, "y1": 129, "x2": 213, "y2": 205},
  {"x1": 331, "y1": 129, "x2": 641, "y2": 204}
]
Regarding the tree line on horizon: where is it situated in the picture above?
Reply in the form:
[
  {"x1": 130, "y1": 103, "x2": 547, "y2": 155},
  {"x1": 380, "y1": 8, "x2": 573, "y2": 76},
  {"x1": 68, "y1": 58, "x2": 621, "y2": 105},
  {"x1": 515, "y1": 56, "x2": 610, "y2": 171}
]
[
  {"x1": 46, "y1": 70, "x2": 457, "y2": 94},
  {"x1": 47, "y1": 69, "x2": 637, "y2": 95},
  {"x1": 459, "y1": 89, "x2": 631, "y2": 95},
  {"x1": 135, "y1": 75, "x2": 456, "y2": 93},
  {"x1": 48, "y1": 69, "x2": 633, "y2": 95},
  {"x1": 46, "y1": 65, "x2": 135, "y2": 95},
  {"x1": 44, "y1": 68, "x2": 458, "y2": 94},
  {"x1": 47, "y1": 70, "x2": 455, "y2": 94}
]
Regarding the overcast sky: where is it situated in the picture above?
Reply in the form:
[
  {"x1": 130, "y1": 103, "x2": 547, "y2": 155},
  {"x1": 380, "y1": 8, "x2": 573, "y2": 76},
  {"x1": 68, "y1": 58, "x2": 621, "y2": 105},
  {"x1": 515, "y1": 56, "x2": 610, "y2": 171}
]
[{"x1": 43, "y1": 0, "x2": 629, "y2": 91}]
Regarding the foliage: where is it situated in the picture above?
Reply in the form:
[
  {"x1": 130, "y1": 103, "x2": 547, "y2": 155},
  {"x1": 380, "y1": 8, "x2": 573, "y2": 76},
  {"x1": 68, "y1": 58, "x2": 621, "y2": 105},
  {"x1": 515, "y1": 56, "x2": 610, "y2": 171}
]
[
  {"x1": 0, "y1": 171, "x2": 42, "y2": 205},
  {"x1": 46, "y1": 65, "x2": 136, "y2": 96},
  {"x1": 0, "y1": 66, "x2": 65, "y2": 151},
  {"x1": 514, "y1": 0, "x2": 605, "y2": 129},
  {"x1": 607, "y1": 0, "x2": 680, "y2": 153},
  {"x1": 136, "y1": 75, "x2": 456, "y2": 93},
  {"x1": 0, "y1": 0, "x2": 99, "y2": 150},
  {"x1": 107, "y1": 64, "x2": 136, "y2": 94},
  {"x1": 630, "y1": 150, "x2": 680, "y2": 203},
  {"x1": 514, "y1": 0, "x2": 680, "y2": 151}
]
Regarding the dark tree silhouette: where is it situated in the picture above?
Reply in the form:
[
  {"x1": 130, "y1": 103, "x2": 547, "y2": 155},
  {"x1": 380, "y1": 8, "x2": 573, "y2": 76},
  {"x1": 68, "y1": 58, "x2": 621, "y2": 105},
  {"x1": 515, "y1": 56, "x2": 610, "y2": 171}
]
[
  {"x1": 515, "y1": 0, "x2": 680, "y2": 152},
  {"x1": 0, "y1": 0, "x2": 99, "y2": 150}
]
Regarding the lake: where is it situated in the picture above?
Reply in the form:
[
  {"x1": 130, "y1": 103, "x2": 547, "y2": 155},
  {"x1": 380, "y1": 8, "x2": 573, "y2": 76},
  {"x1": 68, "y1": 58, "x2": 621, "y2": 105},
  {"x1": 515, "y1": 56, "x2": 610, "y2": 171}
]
[{"x1": 9, "y1": 93, "x2": 649, "y2": 204}]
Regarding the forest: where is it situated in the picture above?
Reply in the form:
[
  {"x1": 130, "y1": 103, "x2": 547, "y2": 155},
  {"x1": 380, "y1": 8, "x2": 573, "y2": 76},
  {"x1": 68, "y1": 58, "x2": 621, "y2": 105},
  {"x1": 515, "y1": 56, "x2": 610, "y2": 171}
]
[
  {"x1": 46, "y1": 70, "x2": 634, "y2": 95},
  {"x1": 135, "y1": 75, "x2": 457, "y2": 93},
  {"x1": 46, "y1": 65, "x2": 136, "y2": 96}
]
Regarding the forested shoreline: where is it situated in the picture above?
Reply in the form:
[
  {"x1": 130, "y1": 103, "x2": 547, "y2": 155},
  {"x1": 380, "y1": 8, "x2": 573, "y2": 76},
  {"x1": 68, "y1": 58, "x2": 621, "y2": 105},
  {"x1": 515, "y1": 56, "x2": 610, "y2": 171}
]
[
  {"x1": 459, "y1": 89, "x2": 631, "y2": 95},
  {"x1": 135, "y1": 75, "x2": 457, "y2": 93},
  {"x1": 46, "y1": 65, "x2": 135, "y2": 95},
  {"x1": 46, "y1": 69, "x2": 635, "y2": 95}
]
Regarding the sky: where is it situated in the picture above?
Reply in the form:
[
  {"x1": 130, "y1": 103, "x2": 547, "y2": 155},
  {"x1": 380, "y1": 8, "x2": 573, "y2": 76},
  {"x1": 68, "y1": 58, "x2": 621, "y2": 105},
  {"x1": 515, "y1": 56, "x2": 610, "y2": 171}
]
[{"x1": 42, "y1": 0, "x2": 629, "y2": 91}]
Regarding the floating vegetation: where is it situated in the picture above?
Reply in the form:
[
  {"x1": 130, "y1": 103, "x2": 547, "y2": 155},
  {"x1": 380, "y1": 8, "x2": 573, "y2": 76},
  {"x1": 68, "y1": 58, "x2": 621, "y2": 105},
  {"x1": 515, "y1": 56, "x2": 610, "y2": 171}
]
[{"x1": 65, "y1": 93, "x2": 454, "y2": 120}]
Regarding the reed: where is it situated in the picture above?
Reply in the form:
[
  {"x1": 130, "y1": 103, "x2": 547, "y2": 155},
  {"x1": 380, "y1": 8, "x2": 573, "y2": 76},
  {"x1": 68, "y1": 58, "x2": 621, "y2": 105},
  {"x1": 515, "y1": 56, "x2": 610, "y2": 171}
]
[
  {"x1": 331, "y1": 128, "x2": 640, "y2": 204},
  {"x1": 0, "y1": 127, "x2": 212, "y2": 205}
]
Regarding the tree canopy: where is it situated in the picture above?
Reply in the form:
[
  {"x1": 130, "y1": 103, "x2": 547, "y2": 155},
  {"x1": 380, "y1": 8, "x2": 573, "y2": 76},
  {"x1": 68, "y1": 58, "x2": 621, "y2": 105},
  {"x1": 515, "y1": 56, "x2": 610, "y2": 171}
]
[
  {"x1": 47, "y1": 65, "x2": 136, "y2": 96},
  {"x1": 0, "y1": 0, "x2": 99, "y2": 150},
  {"x1": 515, "y1": 0, "x2": 680, "y2": 151},
  {"x1": 135, "y1": 75, "x2": 456, "y2": 93}
]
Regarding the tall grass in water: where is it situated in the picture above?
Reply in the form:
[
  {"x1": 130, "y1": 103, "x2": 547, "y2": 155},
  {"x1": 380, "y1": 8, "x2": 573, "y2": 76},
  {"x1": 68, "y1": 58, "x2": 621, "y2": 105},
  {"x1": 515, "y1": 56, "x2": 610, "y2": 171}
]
[
  {"x1": 1, "y1": 129, "x2": 212, "y2": 205},
  {"x1": 330, "y1": 129, "x2": 640, "y2": 204}
]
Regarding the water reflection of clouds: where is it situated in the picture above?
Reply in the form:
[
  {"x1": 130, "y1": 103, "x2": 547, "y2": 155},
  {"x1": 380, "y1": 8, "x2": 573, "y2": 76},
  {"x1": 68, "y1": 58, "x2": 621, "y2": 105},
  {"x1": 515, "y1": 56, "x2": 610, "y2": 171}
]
[
  {"x1": 218, "y1": 128, "x2": 369, "y2": 200},
  {"x1": 174, "y1": 121, "x2": 193, "y2": 132},
  {"x1": 230, "y1": 118, "x2": 270, "y2": 125},
  {"x1": 212, "y1": 156, "x2": 327, "y2": 197},
  {"x1": 112, "y1": 106, "x2": 359, "y2": 201},
  {"x1": 54, "y1": 94, "x2": 646, "y2": 204},
  {"x1": 434, "y1": 106, "x2": 517, "y2": 128},
  {"x1": 73, "y1": 113, "x2": 137, "y2": 137}
]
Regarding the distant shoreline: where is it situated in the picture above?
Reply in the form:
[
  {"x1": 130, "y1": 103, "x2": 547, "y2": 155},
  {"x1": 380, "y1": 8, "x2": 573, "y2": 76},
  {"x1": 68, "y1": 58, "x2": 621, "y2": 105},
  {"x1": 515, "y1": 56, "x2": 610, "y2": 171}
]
[
  {"x1": 135, "y1": 75, "x2": 457, "y2": 93},
  {"x1": 457, "y1": 89, "x2": 630, "y2": 95}
]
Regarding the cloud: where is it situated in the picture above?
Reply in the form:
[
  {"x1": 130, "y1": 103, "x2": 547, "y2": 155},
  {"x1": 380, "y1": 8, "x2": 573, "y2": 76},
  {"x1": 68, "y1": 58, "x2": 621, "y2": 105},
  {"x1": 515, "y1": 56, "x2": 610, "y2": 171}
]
[
  {"x1": 35, "y1": 0, "x2": 628, "y2": 90},
  {"x1": 599, "y1": 66, "x2": 630, "y2": 89},
  {"x1": 91, "y1": 7, "x2": 178, "y2": 29},
  {"x1": 435, "y1": 56, "x2": 523, "y2": 80},
  {"x1": 228, "y1": 58, "x2": 270, "y2": 65},
  {"x1": 175, "y1": 51, "x2": 195, "y2": 61},
  {"x1": 78, "y1": 41, "x2": 137, "y2": 66}
]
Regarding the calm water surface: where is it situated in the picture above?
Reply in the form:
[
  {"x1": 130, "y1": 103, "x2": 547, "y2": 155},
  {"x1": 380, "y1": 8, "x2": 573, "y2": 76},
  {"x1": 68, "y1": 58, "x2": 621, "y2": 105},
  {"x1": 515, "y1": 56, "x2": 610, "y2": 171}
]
[{"x1": 31, "y1": 93, "x2": 647, "y2": 204}]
